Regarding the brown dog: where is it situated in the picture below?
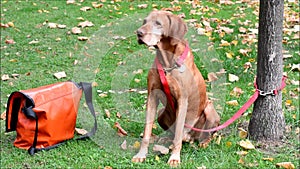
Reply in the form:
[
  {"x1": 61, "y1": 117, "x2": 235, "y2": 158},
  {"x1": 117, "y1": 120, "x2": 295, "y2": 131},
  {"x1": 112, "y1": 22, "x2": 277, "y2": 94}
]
[{"x1": 132, "y1": 10, "x2": 220, "y2": 167}]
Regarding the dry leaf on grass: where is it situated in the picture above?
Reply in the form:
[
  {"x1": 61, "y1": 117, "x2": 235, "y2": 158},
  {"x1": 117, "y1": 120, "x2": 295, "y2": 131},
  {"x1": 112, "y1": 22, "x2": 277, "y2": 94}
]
[
  {"x1": 71, "y1": 27, "x2": 82, "y2": 34},
  {"x1": 5, "y1": 39, "x2": 15, "y2": 44},
  {"x1": 226, "y1": 100, "x2": 239, "y2": 106},
  {"x1": 207, "y1": 72, "x2": 218, "y2": 82},
  {"x1": 238, "y1": 140, "x2": 255, "y2": 150},
  {"x1": 137, "y1": 4, "x2": 148, "y2": 9},
  {"x1": 75, "y1": 128, "x2": 88, "y2": 135},
  {"x1": 1, "y1": 111, "x2": 6, "y2": 120},
  {"x1": 228, "y1": 73, "x2": 239, "y2": 82},
  {"x1": 276, "y1": 162, "x2": 295, "y2": 169},
  {"x1": 78, "y1": 36, "x2": 89, "y2": 41},
  {"x1": 114, "y1": 122, "x2": 128, "y2": 137},
  {"x1": 238, "y1": 128, "x2": 247, "y2": 139},
  {"x1": 48, "y1": 22, "x2": 57, "y2": 29},
  {"x1": 120, "y1": 140, "x2": 127, "y2": 150},
  {"x1": 104, "y1": 109, "x2": 110, "y2": 118},
  {"x1": 1, "y1": 74, "x2": 10, "y2": 81},
  {"x1": 80, "y1": 6, "x2": 92, "y2": 12},
  {"x1": 78, "y1": 21, "x2": 94, "y2": 28},
  {"x1": 153, "y1": 144, "x2": 169, "y2": 155},
  {"x1": 53, "y1": 71, "x2": 67, "y2": 79}
]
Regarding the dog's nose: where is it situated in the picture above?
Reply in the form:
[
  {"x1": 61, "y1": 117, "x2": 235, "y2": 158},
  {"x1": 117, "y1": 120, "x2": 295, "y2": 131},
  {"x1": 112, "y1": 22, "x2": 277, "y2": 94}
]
[{"x1": 136, "y1": 29, "x2": 144, "y2": 37}]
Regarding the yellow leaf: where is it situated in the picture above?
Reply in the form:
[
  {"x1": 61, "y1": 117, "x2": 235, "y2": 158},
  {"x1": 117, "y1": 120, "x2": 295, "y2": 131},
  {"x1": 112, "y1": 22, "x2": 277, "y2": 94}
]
[
  {"x1": 226, "y1": 52, "x2": 234, "y2": 59},
  {"x1": 238, "y1": 158, "x2": 244, "y2": 164},
  {"x1": 226, "y1": 100, "x2": 239, "y2": 106},
  {"x1": 155, "y1": 155, "x2": 160, "y2": 162},
  {"x1": 133, "y1": 141, "x2": 140, "y2": 149},
  {"x1": 226, "y1": 141, "x2": 232, "y2": 147},
  {"x1": 285, "y1": 100, "x2": 292, "y2": 106},
  {"x1": 219, "y1": 40, "x2": 231, "y2": 47},
  {"x1": 276, "y1": 162, "x2": 295, "y2": 169},
  {"x1": 216, "y1": 135, "x2": 222, "y2": 145},
  {"x1": 231, "y1": 40, "x2": 238, "y2": 46},
  {"x1": 7, "y1": 22, "x2": 14, "y2": 27},
  {"x1": 262, "y1": 157, "x2": 274, "y2": 161},
  {"x1": 238, "y1": 128, "x2": 248, "y2": 139},
  {"x1": 236, "y1": 151, "x2": 248, "y2": 156},
  {"x1": 238, "y1": 140, "x2": 255, "y2": 150}
]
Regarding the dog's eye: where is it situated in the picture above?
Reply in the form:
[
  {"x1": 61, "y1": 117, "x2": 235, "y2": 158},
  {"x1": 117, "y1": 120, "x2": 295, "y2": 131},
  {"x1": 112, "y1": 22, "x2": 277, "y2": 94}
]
[
  {"x1": 143, "y1": 19, "x2": 147, "y2": 25},
  {"x1": 155, "y1": 21, "x2": 162, "y2": 26}
]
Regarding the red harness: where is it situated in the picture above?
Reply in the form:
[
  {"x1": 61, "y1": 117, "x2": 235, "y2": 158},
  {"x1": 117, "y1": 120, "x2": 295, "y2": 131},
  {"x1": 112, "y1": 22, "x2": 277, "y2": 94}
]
[
  {"x1": 155, "y1": 45, "x2": 287, "y2": 133},
  {"x1": 155, "y1": 45, "x2": 189, "y2": 113}
]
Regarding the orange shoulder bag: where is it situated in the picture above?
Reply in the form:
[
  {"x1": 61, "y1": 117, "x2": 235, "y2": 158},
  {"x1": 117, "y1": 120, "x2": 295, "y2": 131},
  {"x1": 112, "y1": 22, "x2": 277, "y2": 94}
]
[{"x1": 5, "y1": 81, "x2": 97, "y2": 155}]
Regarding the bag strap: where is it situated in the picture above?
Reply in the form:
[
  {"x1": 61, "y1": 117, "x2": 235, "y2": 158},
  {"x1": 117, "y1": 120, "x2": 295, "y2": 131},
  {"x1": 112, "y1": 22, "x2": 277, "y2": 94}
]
[{"x1": 26, "y1": 82, "x2": 97, "y2": 155}]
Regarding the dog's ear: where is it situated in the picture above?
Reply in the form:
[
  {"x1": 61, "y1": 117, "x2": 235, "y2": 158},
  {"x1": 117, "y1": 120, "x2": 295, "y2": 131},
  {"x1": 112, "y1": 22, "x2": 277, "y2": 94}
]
[{"x1": 164, "y1": 13, "x2": 188, "y2": 45}]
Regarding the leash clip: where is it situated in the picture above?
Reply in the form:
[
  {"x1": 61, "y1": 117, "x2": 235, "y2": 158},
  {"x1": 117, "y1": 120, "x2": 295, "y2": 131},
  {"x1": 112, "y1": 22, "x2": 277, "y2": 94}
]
[{"x1": 257, "y1": 89, "x2": 277, "y2": 96}]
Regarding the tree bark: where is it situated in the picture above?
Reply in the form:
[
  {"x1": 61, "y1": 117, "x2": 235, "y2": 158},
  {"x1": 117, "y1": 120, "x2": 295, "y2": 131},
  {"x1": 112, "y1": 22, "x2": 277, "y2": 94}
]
[{"x1": 248, "y1": 0, "x2": 285, "y2": 141}]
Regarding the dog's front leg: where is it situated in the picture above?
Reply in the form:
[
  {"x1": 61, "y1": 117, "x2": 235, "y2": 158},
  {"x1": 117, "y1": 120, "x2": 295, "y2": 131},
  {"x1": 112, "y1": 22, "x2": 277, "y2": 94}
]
[
  {"x1": 132, "y1": 90, "x2": 159, "y2": 163},
  {"x1": 168, "y1": 98, "x2": 188, "y2": 167}
]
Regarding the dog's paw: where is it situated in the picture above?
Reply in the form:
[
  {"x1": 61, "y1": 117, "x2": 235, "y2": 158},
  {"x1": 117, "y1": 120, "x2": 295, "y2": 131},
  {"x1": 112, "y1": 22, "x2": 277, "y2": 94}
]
[
  {"x1": 167, "y1": 153, "x2": 181, "y2": 167},
  {"x1": 132, "y1": 153, "x2": 146, "y2": 163}
]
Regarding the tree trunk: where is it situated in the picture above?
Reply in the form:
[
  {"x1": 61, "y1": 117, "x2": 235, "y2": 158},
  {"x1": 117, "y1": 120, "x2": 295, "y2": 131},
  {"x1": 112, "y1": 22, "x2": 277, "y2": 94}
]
[{"x1": 248, "y1": 0, "x2": 285, "y2": 141}]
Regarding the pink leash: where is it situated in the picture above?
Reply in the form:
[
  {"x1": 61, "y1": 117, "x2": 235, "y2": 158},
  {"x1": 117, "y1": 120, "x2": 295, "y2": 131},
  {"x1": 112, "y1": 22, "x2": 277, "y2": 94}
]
[{"x1": 155, "y1": 45, "x2": 287, "y2": 132}]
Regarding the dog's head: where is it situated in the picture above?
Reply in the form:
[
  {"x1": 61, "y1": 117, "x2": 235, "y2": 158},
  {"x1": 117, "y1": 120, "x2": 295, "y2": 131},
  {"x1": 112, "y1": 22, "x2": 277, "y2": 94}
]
[{"x1": 137, "y1": 10, "x2": 187, "y2": 46}]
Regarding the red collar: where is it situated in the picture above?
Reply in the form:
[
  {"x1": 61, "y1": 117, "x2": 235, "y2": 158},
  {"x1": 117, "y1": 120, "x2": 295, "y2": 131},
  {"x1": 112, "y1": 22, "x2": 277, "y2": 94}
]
[{"x1": 155, "y1": 44, "x2": 189, "y2": 113}]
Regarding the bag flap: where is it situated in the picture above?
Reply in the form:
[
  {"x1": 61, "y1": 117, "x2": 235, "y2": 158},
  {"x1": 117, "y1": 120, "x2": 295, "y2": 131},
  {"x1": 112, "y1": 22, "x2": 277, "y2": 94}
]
[{"x1": 6, "y1": 92, "x2": 34, "y2": 132}]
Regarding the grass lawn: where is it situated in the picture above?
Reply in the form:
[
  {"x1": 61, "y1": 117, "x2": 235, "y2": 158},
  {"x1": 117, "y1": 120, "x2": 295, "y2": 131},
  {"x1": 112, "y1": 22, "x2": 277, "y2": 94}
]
[{"x1": 1, "y1": 0, "x2": 299, "y2": 168}]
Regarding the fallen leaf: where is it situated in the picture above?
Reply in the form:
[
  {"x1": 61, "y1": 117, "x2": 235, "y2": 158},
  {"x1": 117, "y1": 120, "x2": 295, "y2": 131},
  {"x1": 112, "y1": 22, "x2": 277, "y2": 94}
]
[
  {"x1": 116, "y1": 112, "x2": 122, "y2": 118},
  {"x1": 219, "y1": 39, "x2": 231, "y2": 47},
  {"x1": 114, "y1": 122, "x2": 128, "y2": 137},
  {"x1": 57, "y1": 24, "x2": 66, "y2": 29},
  {"x1": 7, "y1": 22, "x2": 14, "y2": 27},
  {"x1": 29, "y1": 40, "x2": 39, "y2": 44},
  {"x1": 197, "y1": 165, "x2": 207, "y2": 169},
  {"x1": 75, "y1": 128, "x2": 88, "y2": 135},
  {"x1": 153, "y1": 144, "x2": 169, "y2": 155},
  {"x1": 120, "y1": 140, "x2": 127, "y2": 150},
  {"x1": 78, "y1": 36, "x2": 89, "y2": 41},
  {"x1": 227, "y1": 100, "x2": 239, "y2": 106},
  {"x1": 78, "y1": 21, "x2": 94, "y2": 28},
  {"x1": 1, "y1": 111, "x2": 6, "y2": 120},
  {"x1": 238, "y1": 128, "x2": 247, "y2": 139},
  {"x1": 71, "y1": 27, "x2": 82, "y2": 34},
  {"x1": 226, "y1": 141, "x2": 232, "y2": 147},
  {"x1": 5, "y1": 39, "x2": 15, "y2": 44},
  {"x1": 48, "y1": 22, "x2": 57, "y2": 29},
  {"x1": 207, "y1": 72, "x2": 218, "y2": 82},
  {"x1": 276, "y1": 162, "x2": 295, "y2": 169},
  {"x1": 104, "y1": 109, "x2": 110, "y2": 118},
  {"x1": 66, "y1": 0, "x2": 75, "y2": 4},
  {"x1": 1, "y1": 74, "x2": 10, "y2": 81},
  {"x1": 215, "y1": 135, "x2": 222, "y2": 145},
  {"x1": 228, "y1": 73, "x2": 239, "y2": 82},
  {"x1": 290, "y1": 63, "x2": 300, "y2": 71},
  {"x1": 230, "y1": 87, "x2": 244, "y2": 97},
  {"x1": 53, "y1": 71, "x2": 67, "y2": 79},
  {"x1": 262, "y1": 157, "x2": 274, "y2": 162},
  {"x1": 238, "y1": 140, "x2": 255, "y2": 150},
  {"x1": 98, "y1": 93, "x2": 108, "y2": 98},
  {"x1": 155, "y1": 155, "x2": 160, "y2": 162},
  {"x1": 1, "y1": 23, "x2": 9, "y2": 28},
  {"x1": 133, "y1": 69, "x2": 143, "y2": 75},
  {"x1": 226, "y1": 52, "x2": 234, "y2": 59},
  {"x1": 137, "y1": 4, "x2": 148, "y2": 9},
  {"x1": 80, "y1": 6, "x2": 91, "y2": 12},
  {"x1": 238, "y1": 158, "x2": 245, "y2": 164},
  {"x1": 236, "y1": 151, "x2": 248, "y2": 156},
  {"x1": 92, "y1": 2, "x2": 103, "y2": 8},
  {"x1": 133, "y1": 141, "x2": 140, "y2": 149}
]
